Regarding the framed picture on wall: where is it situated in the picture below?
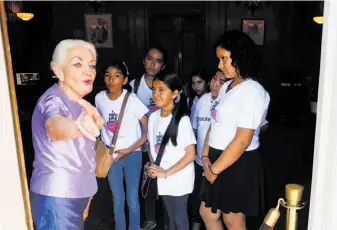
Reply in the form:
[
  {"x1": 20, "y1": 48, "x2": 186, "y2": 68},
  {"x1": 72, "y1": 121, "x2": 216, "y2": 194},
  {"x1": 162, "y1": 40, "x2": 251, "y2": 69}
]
[
  {"x1": 85, "y1": 14, "x2": 113, "y2": 48},
  {"x1": 242, "y1": 19, "x2": 265, "y2": 46}
]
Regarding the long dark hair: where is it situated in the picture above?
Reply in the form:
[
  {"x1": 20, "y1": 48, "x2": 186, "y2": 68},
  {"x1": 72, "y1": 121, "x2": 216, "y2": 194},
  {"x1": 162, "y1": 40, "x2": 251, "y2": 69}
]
[
  {"x1": 215, "y1": 30, "x2": 259, "y2": 81},
  {"x1": 153, "y1": 72, "x2": 188, "y2": 147}
]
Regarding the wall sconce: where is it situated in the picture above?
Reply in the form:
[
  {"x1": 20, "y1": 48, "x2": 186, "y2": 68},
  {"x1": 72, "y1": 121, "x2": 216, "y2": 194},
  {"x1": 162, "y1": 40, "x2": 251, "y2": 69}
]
[
  {"x1": 5, "y1": 2, "x2": 34, "y2": 23},
  {"x1": 313, "y1": 1, "x2": 324, "y2": 24},
  {"x1": 313, "y1": 16, "x2": 324, "y2": 24},
  {"x1": 16, "y1": 13, "x2": 34, "y2": 21}
]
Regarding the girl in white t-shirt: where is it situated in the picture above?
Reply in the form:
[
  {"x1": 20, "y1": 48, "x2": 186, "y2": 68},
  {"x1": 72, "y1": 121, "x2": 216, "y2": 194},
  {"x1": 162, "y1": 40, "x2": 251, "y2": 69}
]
[
  {"x1": 189, "y1": 68, "x2": 209, "y2": 119},
  {"x1": 95, "y1": 61, "x2": 149, "y2": 230},
  {"x1": 147, "y1": 72, "x2": 196, "y2": 230},
  {"x1": 190, "y1": 70, "x2": 226, "y2": 230},
  {"x1": 199, "y1": 30, "x2": 270, "y2": 230},
  {"x1": 128, "y1": 45, "x2": 169, "y2": 230}
]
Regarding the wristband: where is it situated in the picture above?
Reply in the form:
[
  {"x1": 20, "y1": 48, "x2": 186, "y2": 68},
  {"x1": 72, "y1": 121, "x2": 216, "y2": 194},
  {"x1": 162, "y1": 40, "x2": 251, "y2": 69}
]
[{"x1": 209, "y1": 167, "x2": 219, "y2": 176}]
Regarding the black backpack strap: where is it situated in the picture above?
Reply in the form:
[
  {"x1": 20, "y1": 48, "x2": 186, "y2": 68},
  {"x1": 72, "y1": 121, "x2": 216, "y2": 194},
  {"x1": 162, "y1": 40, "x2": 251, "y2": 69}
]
[
  {"x1": 133, "y1": 77, "x2": 141, "y2": 95},
  {"x1": 154, "y1": 139, "x2": 165, "y2": 166}
]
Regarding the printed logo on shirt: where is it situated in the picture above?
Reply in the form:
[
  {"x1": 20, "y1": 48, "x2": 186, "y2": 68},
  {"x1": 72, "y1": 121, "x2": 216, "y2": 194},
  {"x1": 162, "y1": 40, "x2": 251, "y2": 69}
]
[
  {"x1": 198, "y1": 117, "x2": 211, "y2": 122},
  {"x1": 155, "y1": 132, "x2": 165, "y2": 153},
  {"x1": 107, "y1": 110, "x2": 118, "y2": 134},
  {"x1": 196, "y1": 116, "x2": 211, "y2": 128},
  {"x1": 211, "y1": 100, "x2": 220, "y2": 120},
  {"x1": 148, "y1": 98, "x2": 159, "y2": 113}
]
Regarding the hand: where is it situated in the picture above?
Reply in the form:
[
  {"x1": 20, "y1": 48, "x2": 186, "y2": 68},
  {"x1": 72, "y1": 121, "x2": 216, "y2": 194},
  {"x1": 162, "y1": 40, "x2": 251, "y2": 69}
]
[
  {"x1": 78, "y1": 99, "x2": 104, "y2": 129},
  {"x1": 83, "y1": 208, "x2": 89, "y2": 221},
  {"x1": 147, "y1": 164, "x2": 157, "y2": 179},
  {"x1": 148, "y1": 164, "x2": 167, "y2": 178},
  {"x1": 202, "y1": 157, "x2": 212, "y2": 171},
  {"x1": 112, "y1": 148, "x2": 132, "y2": 162},
  {"x1": 204, "y1": 167, "x2": 218, "y2": 184},
  {"x1": 76, "y1": 99, "x2": 104, "y2": 141},
  {"x1": 83, "y1": 198, "x2": 92, "y2": 221},
  {"x1": 76, "y1": 111, "x2": 99, "y2": 141},
  {"x1": 76, "y1": 110, "x2": 103, "y2": 141}
]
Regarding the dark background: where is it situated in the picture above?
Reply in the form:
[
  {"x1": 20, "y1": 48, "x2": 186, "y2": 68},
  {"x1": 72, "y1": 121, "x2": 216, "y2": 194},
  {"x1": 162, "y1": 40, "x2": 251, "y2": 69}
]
[{"x1": 4, "y1": 1, "x2": 323, "y2": 229}]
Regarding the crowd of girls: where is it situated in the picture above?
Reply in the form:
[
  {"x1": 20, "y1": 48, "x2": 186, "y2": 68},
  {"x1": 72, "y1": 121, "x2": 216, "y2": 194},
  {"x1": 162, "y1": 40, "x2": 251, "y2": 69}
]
[{"x1": 29, "y1": 29, "x2": 269, "y2": 230}]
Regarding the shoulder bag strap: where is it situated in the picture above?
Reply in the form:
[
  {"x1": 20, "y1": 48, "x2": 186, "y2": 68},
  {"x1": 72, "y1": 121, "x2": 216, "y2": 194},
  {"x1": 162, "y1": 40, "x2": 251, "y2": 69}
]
[
  {"x1": 154, "y1": 142, "x2": 165, "y2": 166},
  {"x1": 110, "y1": 92, "x2": 130, "y2": 152},
  {"x1": 154, "y1": 114, "x2": 169, "y2": 165}
]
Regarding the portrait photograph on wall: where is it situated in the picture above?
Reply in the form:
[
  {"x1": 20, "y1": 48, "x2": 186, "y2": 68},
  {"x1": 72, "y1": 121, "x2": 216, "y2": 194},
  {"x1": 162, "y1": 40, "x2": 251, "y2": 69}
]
[
  {"x1": 85, "y1": 14, "x2": 113, "y2": 48},
  {"x1": 242, "y1": 19, "x2": 265, "y2": 46}
]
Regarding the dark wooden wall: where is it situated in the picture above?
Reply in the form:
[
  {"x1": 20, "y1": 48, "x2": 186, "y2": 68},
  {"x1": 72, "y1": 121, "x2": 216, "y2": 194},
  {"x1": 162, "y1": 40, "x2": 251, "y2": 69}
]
[
  {"x1": 4, "y1": 0, "x2": 323, "y2": 186},
  {"x1": 6, "y1": 1, "x2": 323, "y2": 122}
]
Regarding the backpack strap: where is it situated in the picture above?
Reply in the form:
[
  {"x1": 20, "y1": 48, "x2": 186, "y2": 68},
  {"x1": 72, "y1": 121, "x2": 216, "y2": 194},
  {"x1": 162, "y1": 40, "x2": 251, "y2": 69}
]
[{"x1": 133, "y1": 77, "x2": 141, "y2": 95}]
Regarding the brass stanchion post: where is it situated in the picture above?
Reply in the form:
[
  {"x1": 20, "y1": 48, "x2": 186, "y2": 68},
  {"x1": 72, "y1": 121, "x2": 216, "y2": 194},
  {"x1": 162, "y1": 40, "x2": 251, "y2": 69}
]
[{"x1": 259, "y1": 184, "x2": 305, "y2": 230}]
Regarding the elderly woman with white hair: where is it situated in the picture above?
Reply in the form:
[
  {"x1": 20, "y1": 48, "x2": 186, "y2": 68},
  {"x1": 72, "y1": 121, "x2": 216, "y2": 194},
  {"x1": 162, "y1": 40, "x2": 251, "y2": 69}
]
[{"x1": 29, "y1": 39, "x2": 104, "y2": 230}]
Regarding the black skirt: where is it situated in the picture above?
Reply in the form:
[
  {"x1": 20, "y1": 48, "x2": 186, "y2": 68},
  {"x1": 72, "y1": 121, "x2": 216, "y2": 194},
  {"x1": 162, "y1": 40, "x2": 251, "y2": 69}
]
[{"x1": 199, "y1": 146, "x2": 265, "y2": 216}]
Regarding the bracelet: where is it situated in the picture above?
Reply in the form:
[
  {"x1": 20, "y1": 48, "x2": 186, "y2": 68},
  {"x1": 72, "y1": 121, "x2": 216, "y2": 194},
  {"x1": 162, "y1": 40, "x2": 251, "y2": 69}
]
[
  {"x1": 209, "y1": 167, "x2": 219, "y2": 176},
  {"x1": 202, "y1": 155, "x2": 209, "y2": 159}
]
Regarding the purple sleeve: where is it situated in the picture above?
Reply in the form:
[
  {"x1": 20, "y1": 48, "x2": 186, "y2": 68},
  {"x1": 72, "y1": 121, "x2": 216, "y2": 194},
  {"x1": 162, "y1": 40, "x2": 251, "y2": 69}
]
[{"x1": 38, "y1": 95, "x2": 70, "y2": 124}]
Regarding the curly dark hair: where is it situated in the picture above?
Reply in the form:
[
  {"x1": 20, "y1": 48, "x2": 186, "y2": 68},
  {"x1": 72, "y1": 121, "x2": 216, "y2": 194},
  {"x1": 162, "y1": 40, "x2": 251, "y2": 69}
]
[{"x1": 215, "y1": 30, "x2": 259, "y2": 80}]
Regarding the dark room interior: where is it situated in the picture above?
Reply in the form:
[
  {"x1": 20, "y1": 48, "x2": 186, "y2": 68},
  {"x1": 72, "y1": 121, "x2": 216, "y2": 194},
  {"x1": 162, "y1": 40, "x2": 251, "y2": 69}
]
[{"x1": 4, "y1": 1, "x2": 324, "y2": 229}]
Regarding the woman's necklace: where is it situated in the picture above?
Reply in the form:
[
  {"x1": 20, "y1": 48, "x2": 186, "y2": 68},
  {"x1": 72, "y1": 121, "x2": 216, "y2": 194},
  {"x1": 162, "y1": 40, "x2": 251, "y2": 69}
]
[
  {"x1": 226, "y1": 78, "x2": 245, "y2": 93},
  {"x1": 226, "y1": 80, "x2": 235, "y2": 93}
]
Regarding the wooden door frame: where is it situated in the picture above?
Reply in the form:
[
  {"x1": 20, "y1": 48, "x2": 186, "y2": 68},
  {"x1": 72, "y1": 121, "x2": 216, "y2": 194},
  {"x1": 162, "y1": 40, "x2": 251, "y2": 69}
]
[{"x1": 0, "y1": 1, "x2": 33, "y2": 229}]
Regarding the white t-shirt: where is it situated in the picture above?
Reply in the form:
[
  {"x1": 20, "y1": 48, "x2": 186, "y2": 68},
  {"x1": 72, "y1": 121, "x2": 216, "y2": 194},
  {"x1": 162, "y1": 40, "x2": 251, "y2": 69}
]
[
  {"x1": 191, "y1": 93, "x2": 220, "y2": 166},
  {"x1": 130, "y1": 75, "x2": 160, "y2": 152},
  {"x1": 148, "y1": 110, "x2": 196, "y2": 196},
  {"x1": 95, "y1": 89, "x2": 149, "y2": 151},
  {"x1": 129, "y1": 75, "x2": 160, "y2": 114},
  {"x1": 190, "y1": 96, "x2": 198, "y2": 122},
  {"x1": 209, "y1": 79, "x2": 270, "y2": 151}
]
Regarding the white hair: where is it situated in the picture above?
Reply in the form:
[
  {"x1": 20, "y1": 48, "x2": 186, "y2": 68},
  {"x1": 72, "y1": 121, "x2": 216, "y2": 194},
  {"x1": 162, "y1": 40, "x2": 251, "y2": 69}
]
[{"x1": 50, "y1": 39, "x2": 97, "y2": 69}]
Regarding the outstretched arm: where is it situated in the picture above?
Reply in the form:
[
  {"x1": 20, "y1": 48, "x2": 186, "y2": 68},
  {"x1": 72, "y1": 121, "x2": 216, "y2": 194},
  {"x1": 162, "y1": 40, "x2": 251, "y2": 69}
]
[{"x1": 46, "y1": 99, "x2": 103, "y2": 142}]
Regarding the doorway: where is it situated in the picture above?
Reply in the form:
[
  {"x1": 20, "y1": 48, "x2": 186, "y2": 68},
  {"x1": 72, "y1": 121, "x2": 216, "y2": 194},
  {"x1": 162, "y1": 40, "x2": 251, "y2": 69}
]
[{"x1": 148, "y1": 14, "x2": 205, "y2": 81}]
